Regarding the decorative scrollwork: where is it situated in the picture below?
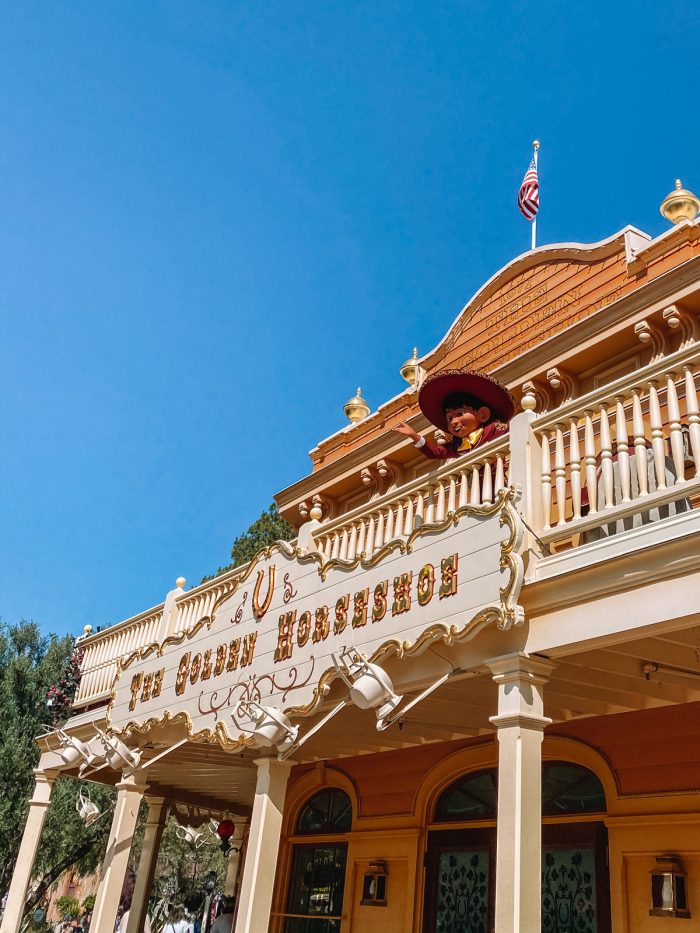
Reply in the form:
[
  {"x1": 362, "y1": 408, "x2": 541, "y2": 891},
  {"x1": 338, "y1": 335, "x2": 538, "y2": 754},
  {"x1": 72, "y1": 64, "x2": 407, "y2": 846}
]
[{"x1": 283, "y1": 572, "x2": 298, "y2": 604}]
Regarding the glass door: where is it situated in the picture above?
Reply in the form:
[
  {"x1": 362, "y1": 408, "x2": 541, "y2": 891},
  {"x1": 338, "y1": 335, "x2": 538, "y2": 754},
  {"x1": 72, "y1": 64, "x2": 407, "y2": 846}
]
[{"x1": 423, "y1": 823, "x2": 610, "y2": 933}]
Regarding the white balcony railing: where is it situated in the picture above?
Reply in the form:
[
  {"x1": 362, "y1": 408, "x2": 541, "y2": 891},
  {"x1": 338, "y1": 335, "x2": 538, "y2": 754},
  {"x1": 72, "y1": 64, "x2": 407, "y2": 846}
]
[{"x1": 71, "y1": 344, "x2": 700, "y2": 711}]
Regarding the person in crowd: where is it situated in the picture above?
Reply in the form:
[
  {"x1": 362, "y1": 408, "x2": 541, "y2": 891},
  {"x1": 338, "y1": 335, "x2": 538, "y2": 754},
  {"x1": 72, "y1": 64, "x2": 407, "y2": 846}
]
[{"x1": 209, "y1": 897, "x2": 236, "y2": 933}]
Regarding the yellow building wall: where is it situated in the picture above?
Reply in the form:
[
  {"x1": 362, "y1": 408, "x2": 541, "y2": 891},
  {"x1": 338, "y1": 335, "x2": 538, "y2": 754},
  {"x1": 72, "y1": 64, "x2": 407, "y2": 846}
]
[{"x1": 608, "y1": 814, "x2": 700, "y2": 933}]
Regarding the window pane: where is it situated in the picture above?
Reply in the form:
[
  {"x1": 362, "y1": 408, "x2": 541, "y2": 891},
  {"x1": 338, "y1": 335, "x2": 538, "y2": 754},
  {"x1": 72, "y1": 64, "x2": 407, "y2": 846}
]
[
  {"x1": 285, "y1": 845, "x2": 347, "y2": 926},
  {"x1": 542, "y1": 847, "x2": 597, "y2": 932},
  {"x1": 296, "y1": 789, "x2": 352, "y2": 834},
  {"x1": 435, "y1": 770, "x2": 497, "y2": 821},
  {"x1": 435, "y1": 850, "x2": 489, "y2": 933},
  {"x1": 542, "y1": 763, "x2": 605, "y2": 815}
]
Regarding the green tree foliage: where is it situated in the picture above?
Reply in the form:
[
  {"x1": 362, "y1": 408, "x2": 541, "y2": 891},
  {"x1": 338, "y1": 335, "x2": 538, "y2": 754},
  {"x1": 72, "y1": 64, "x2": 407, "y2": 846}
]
[
  {"x1": 0, "y1": 621, "x2": 74, "y2": 892},
  {"x1": 203, "y1": 503, "x2": 295, "y2": 581}
]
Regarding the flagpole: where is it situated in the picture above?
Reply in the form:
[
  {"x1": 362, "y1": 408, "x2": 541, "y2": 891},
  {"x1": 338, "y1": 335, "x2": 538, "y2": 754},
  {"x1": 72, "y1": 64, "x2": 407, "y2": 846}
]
[{"x1": 531, "y1": 139, "x2": 540, "y2": 250}]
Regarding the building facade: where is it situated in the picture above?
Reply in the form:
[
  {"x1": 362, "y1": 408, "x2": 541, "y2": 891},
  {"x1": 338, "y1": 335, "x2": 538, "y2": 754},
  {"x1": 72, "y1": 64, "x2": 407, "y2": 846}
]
[{"x1": 3, "y1": 191, "x2": 700, "y2": 933}]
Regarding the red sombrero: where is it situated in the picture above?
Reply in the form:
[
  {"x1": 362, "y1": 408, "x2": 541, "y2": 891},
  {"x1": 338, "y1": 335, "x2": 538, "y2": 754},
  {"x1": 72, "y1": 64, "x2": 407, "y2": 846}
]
[{"x1": 418, "y1": 369, "x2": 516, "y2": 432}]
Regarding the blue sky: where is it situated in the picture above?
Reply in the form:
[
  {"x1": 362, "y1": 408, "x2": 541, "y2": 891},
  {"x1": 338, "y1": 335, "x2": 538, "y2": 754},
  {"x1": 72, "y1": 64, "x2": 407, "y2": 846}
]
[{"x1": 1, "y1": 1, "x2": 697, "y2": 637}]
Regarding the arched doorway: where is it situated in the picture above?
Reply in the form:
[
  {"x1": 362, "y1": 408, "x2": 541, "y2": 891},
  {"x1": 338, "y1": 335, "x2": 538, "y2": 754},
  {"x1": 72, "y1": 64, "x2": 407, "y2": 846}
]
[{"x1": 423, "y1": 762, "x2": 610, "y2": 932}]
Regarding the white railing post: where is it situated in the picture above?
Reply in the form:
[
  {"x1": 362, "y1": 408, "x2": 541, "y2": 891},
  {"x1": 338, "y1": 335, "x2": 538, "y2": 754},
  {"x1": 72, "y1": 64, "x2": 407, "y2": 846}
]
[
  {"x1": 158, "y1": 578, "x2": 187, "y2": 639},
  {"x1": 508, "y1": 409, "x2": 544, "y2": 574}
]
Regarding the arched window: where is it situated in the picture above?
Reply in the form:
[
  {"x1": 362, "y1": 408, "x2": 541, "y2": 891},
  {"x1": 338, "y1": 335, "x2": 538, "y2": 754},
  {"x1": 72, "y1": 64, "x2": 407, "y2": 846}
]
[
  {"x1": 296, "y1": 788, "x2": 353, "y2": 834},
  {"x1": 283, "y1": 789, "x2": 352, "y2": 931},
  {"x1": 434, "y1": 762, "x2": 605, "y2": 822},
  {"x1": 435, "y1": 768, "x2": 498, "y2": 821},
  {"x1": 541, "y1": 761, "x2": 606, "y2": 814}
]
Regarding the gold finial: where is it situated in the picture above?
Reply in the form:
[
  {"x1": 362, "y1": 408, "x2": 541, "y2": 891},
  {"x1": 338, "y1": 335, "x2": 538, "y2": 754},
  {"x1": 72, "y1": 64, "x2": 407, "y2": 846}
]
[
  {"x1": 400, "y1": 347, "x2": 421, "y2": 385},
  {"x1": 343, "y1": 387, "x2": 370, "y2": 423},
  {"x1": 660, "y1": 178, "x2": 700, "y2": 225},
  {"x1": 532, "y1": 139, "x2": 540, "y2": 150}
]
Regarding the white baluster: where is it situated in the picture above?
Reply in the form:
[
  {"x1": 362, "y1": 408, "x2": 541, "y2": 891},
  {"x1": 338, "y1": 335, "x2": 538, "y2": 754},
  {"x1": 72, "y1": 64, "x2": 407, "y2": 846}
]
[
  {"x1": 425, "y1": 485, "x2": 436, "y2": 524},
  {"x1": 614, "y1": 397, "x2": 631, "y2": 503},
  {"x1": 667, "y1": 375, "x2": 685, "y2": 483},
  {"x1": 648, "y1": 381, "x2": 667, "y2": 489},
  {"x1": 404, "y1": 497, "x2": 414, "y2": 533},
  {"x1": 685, "y1": 367, "x2": 700, "y2": 477},
  {"x1": 330, "y1": 533, "x2": 340, "y2": 560},
  {"x1": 458, "y1": 470, "x2": 469, "y2": 509},
  {"x1": 356, "y1": 520, "x2": 367, "y2": 556},
  {"x1": 384, "y1": 505, "x2": 395, "y2": 542},
  {"x1": 583, "y1": 412, "x2": 598, "y2": 513},
  {"x1": 375, "y1": 510, "x2": 386, "y2": 549},
  {"x1": 339, "y1": 528, "x2": 349, "y2": 561},
  {"x1": 494, "y1": 456, "x2": 506, "y2": 495},
  {"x1": 569, "y1": 419, "x2": 582, "y2": 520},
  {"x1": 632, "y1": 389, "x2": 649, "y2": 496},
  {"x1": 435, "y1": 481, "x2": 446, "y2": 522},
  {"x1": 365, "y1": 516, "x2": 376, "y2": 555},
  {"x1": 347, "y1": 524, "x2": 358, "y2": 561},
  {"x1": 470, "y1": 466, "x2": 481, "y2": 505},
  {"x1": 599, "y1": 407, "x2": 614, "y2": 509},
  {"x1": 414, "y1": 490, "x2": 425, "y2": 525},
  {"x1": 554, "y1": 425, "x2": 567, "y2": 525},
  {"x1": 482, "y1": 462, "x2": 493, "y2": 505},
  {"x1": 394, "y1": 501, "x2": 404, "y2": 539},
  {"x1": 541, "y1": 431, "x2": 552, "y2": 529},
  {"x1": 447, "y1": 475, "x2": 457, "y2": 515}
]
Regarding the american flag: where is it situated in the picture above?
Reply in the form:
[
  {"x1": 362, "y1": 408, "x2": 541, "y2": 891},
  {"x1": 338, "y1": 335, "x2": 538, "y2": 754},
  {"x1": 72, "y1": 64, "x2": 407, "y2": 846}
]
[{"x1": 518, "y1": 157, "x2": 539, "y2": 220}]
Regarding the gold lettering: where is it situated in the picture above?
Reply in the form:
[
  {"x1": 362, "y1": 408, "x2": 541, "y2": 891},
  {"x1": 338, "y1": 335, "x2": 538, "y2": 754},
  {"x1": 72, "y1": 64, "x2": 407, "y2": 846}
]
[
  {"x1": 312, "y1": 606, "x2": 330, "y2": 643},
  {"x1": 152, "y1": 667, "x2": 164, "y2": 699},
  {"x1": 175, "y1": 653, "x2": 191, "y2": 696},
  {"x1": 214, "y1": 643, "x2": 227, "y2": 676},
  {"x1": 372, "y1": 581, "x2": 388, "y2": 622},
  {"x1": 440, "y1": 553, "x2": 459, "y2": 599},
  {"x1": 334, "y1": 594, "x2": 350, "y2": 635},
  {"x1": 129, "y1": 673, "x2": 143, "y2": 711},
  {"x1": 352, "y1": 588, "x2": 369, "y2": 628},
  {"x1": 392, "y1": 572, "x2": 412, "y2": 615},
  {"x1": 189, "y1": 653, "x2": 202, "y2": 684},
  {"x1": 227, "y1": 639, "x2": 241, "y2": 672},
  {"x1": 240, "y1": 631, "x2": 257, "y2": 667},
  {"x1": 417, "y1": 563, "x2": 435, "y2": 606},
  {"x1": 201, "y1": 648, "x2": 213, "y2": 681},
  {"x1": 297, "y1": 610, "x2": 311, "y2": 647},
  {"x1": 275, "y1": 611, "x2": 296, "y2": 662},
  {"x1": 252, "y1": 566, "x2": 276, "y2": 619},
  {"x1": 141, "y1": 672, "x2": 153, "y2": 703}
]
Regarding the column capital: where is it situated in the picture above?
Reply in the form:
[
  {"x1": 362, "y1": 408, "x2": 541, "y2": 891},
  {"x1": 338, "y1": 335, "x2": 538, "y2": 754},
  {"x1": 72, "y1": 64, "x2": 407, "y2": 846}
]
[
  {"x1": 486, "y1": 651, "x2": 556, "y2": 684},
  {"x1": 115, "y1": 769, "x2": 149, "y2": 794}
]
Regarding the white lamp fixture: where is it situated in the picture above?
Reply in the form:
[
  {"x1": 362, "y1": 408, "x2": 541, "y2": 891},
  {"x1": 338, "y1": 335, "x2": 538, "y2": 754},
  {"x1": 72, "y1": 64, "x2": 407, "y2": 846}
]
[
  {"x1": 333, "y1": 647, "x2": 462, "y2": 732},
  {"x1": 76, "y1": 786, "x2": 101, "y2": 827},
  {"x1": 94, "y1": 726, "x2": 142, "y2": 770},
  {"x1": 236, "y1": 701, "x2": 299, "y2": 752},
  {"x1": 175, "y1": 824, "x2": 214, "y2": 849},
  {"x1": 332, "y1": 648, "x2": 403, "y2": 721},
  {"x1": 54, "y1": 728, "x2": 105, "y2": 772},
  {"x1": 235, "y1": 699, "x2": 349, "y2": 761}
]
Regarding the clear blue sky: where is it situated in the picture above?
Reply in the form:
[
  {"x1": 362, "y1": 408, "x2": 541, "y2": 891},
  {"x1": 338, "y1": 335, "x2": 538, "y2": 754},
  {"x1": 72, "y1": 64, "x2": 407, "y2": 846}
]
[{"x1": 1, "y1": 1, "x2": 697, "y2": 638}]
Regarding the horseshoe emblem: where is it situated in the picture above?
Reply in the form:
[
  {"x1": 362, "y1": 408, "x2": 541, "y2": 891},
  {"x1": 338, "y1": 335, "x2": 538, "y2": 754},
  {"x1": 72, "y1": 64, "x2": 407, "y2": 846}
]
[{"x1": 252, "y1": 566, "x2": 276, "y2": 620}]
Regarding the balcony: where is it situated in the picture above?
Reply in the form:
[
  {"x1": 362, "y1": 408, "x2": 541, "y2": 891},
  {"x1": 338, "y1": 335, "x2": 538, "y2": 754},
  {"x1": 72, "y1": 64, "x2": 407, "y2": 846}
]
[{"x1": 72, "y1": 341, "x2": 700, "y2": 712}]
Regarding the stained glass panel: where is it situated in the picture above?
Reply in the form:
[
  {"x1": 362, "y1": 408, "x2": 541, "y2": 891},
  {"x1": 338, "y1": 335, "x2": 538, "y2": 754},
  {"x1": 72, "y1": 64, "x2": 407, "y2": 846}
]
[
  {"x1": 542, "y1": 847, "x2": 597, "y2": 933},
  {"x1": 435, "y1": 850, "x2": 489, "y2": 933}
]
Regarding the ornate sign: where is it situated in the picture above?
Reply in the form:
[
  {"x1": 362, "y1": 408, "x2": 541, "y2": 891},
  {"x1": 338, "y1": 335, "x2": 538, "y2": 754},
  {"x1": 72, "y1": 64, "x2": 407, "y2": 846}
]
[{"x1": 108, "y1": 489, "x2": 524, "y2": 747}]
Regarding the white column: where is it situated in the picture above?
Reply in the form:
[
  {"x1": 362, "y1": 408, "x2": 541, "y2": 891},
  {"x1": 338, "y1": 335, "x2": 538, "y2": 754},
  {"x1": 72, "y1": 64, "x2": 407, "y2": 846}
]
[
  {"x1": 223, "y1": 820, "x2": 248, "y2": 897},
  {"x1": 234, "y1": 758, "x2": 292, "y2": 933},
  {"x1": 126, "y1": 796, "x2": 168, "y2": 933},
  {"x1": 0, "y1": 769, "x2": 58, "y2": 933},
  {"x1": 89, "y1": 771, "x2": 148, "y2": 933},
  {"x1": 488, "y1": 653, "x2": 554, "y2": 933}
]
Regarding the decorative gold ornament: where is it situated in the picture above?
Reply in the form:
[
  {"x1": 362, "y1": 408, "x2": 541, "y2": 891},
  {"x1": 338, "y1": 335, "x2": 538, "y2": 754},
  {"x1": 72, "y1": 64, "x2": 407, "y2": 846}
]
[
  {"x1": 400, "y1": 347, "x2": 420, "y2": 385},
  {"x1": 660, "y1": 179, "x2": 700, "y2": 225},
  {"x1": 344, "y1": 387, "x2": 370, "y2": 423}
]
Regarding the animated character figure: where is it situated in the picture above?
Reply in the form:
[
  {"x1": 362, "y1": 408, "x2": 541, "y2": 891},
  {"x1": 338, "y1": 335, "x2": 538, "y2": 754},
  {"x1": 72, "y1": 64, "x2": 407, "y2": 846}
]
[{"x1": 392, "y1": 368, "x2": 515, "y2": 459}]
